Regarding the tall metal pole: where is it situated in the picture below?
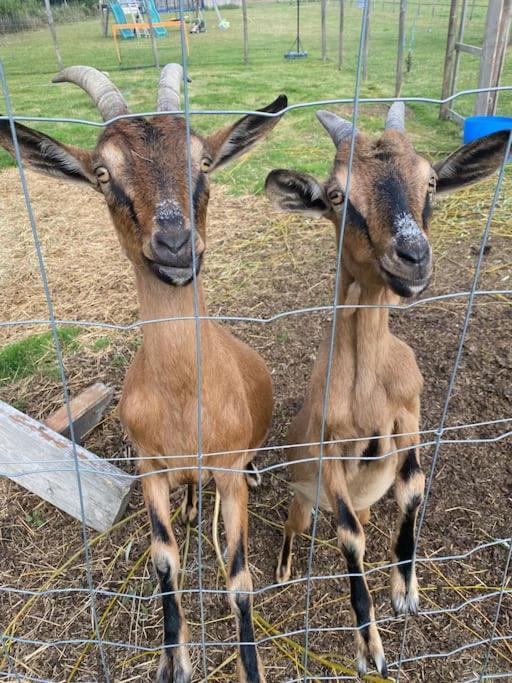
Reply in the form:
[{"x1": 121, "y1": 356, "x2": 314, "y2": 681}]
[
  {"x1": 362, "y1": 1, "x2": 370, "y2": 81},
  {"x1": 44, "y1": 0, "x2": 63, "y2": 71},
  {"x1": 321, "y1": 0, "x2": 327, "y2": 60},
  {"x1": 338, "y1": 0, "x2": 345, "y2": 69},
  {"x1": 395, "y1": 0, "x2": 407, "y2": 96},
  {"x1": 144, "y1": 0, "x2": 160, "y2": 69},
  {"x1": 242, "y1": 0, "x2": 249, "y2": 65}
]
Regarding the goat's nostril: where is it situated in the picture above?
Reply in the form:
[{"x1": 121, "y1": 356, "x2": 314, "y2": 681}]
[
  {"x1": 154, "y1": 230, "x2": 190, "y2": 255},
  {"x1": 395, "y1": 241, "x2": 430, "y2": 266}
]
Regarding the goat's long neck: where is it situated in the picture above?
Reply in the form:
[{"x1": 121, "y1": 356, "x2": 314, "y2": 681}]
[
  {"x1": 334, "y1": 268, "x2": 398, "y2": 388},
  {"x1": 134, "y1": 267, "x2": 208, "y2": 375}
]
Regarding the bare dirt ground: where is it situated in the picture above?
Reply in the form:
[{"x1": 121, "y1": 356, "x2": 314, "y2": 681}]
[{"x1": 0, "y1": 168, "x2": 511, "y2": 682}]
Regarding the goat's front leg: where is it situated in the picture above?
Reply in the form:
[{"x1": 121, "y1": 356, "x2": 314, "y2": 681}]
[
  {"x1": 325, "y1": 465, "x2": 388, "y2": 678},
  {"x1": 142, "y1": 474, "x2": 192, "y2": 683},
  {"x1": 214, "y1": 470, "x2": 265, "y2": 683},
  {"x1": 391, "y1": 405, "x2": 425, "y2": 616}
]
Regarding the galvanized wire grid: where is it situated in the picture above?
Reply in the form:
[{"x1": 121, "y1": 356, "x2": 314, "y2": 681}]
[{"x1": 0, "y1": 2, "x2": 511, "y2": 682}]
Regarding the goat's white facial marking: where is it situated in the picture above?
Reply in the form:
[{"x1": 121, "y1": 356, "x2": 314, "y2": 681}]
[
  {"x1": 393, "y1": 212, "x2": 423, "y2": 243},
  {"x1": 155, "y1": 199, "x2": 183, "y2": 222}
]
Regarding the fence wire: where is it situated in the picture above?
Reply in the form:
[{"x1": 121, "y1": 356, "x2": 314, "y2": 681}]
[{"x1": 0, "y1": 3, "x2": 511, "y2": 682}]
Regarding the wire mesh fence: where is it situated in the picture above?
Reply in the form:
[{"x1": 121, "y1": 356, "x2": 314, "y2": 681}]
[{"x1": 0, "y1": 1, "x2": 511, "y2": 681}]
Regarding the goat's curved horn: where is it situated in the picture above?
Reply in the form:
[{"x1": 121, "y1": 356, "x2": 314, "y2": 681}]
[
  {"x1": 52, "y1": 66, "x2": 129, "y2": 121},
  {"x1": 157, "y1": 63, "x2": 184, "y2": 112},
  {"x1": 385, "y1": 101, "x2": 405, "y2": 133},
  {"x1": 316, "y1": 110, "x2": 356, "y2": 147}
]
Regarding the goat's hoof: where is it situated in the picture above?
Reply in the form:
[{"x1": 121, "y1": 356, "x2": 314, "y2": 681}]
[
  {"x1": 246, "y1": 462, "x2": 262, "y2": 489},
  {"x1": 356, "y1": 627, "x2": 388, "y2": 679},
  {"x1": 180, "y1": 493, "x2": 198, "y2": 527},
  {"x1": 180, "y1": 503, "x2": 198, "y2": 526},
  {"x1": 391, "y1": 567, "x2": 419, "y2": 616},
  {"x1": 156, "y1": 652, "x2": 192, "y2": 683},
  {"x1": 275, "y1": 560, "x2": 291, "y2": 584}
]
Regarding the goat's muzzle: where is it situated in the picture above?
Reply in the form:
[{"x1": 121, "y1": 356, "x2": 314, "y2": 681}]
[
  {"x1": 379, "y1": 231, "x2": 432, "y2": 298},
  {"x1": 146, "y1": 229, "x2": 204, "y2": 287}
]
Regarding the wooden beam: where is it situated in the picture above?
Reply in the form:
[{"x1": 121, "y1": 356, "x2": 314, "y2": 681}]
[
  {"x1": 475, "y1": 0, "x2": 504, "y2": 116},
  {"x1": 44, "y1": 383, "x2": 114, "y2": 444},
  {"x1": 0, "y1": 400, "x2": 134, "y2": 532},
  {"x1": 440, "y1": 0, "x2": 460, "y2": 120},
  {"x1": 455, "y1": 42, "x2": 482, "y2": 57}
]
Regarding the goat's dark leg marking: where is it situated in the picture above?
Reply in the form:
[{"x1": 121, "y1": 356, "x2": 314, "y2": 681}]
[
  {"x1": 324, "y1": 470, "x2": 387, "y2": 678},
  {"x1": 275, "y1": 492, "x2": 311, "y2": 584},
  {"x1": 215, "y1": 472, "x2": 264, "y2": 683},
  {"x1": 143, "y1": 475, "x2": 192, "y2": 683},
  {"x1": 180, "y1": 484, "x2": 198, "y2": 526},
  {"x1": 392, "y1": 409, "x2": 425, "y2": 616}
]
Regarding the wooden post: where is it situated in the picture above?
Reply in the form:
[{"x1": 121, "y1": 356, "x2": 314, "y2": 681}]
[
  {"x1": 362, "y1": 2, "x2": 371, "y2": 82},
  {"x1": 338, "y1": 0, "x2": 345, "y2": 69},
  {"x1": 439, "y1": 0, "x2": 460, "y2": 119},
  {"x1": 475, "y1": 0, "x2": 505, "y2": 115},
  {"x1": 43, "y1": 0, "x2": 63, "y2": 72},
  {"x1": 242, "y1": 0, "x2": 249, "y2": 65},
  {"x1": 321, "y1": 0, "x2": 328, "y2": 60},
  {"x1": 144, "y1": 0, "x2": 160, "y2": 69},
  {"x1": 489, "y1": 0, "x2": 512, "y2": 113},
  {"x1": 449, "y1": 0, "x2": 468, "y2": 102},
  {"x1": 395, "y1": 0, "x2": 407, "y2": 96},
  {"x1": 0, "y1": 400, "x2": 134, "y2": 532}
]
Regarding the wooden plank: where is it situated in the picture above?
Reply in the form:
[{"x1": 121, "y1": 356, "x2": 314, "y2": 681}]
[
  {"x1": 0, "y1": 400, "x2": 134, "y2": 532},
  {"x1": 455, "y1": 42, "x2": 482, "y2": 57},
  {"x1": 44, "y1": 383, "x2": 114, "y2": 444}
]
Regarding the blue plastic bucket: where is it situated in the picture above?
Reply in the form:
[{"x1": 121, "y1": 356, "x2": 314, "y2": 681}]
[{"x1": 463, "y1": 115, "x2": 512, "y2": 144}]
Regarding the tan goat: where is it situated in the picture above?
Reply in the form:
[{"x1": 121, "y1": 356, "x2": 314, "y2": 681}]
[
  {"x1": 0, "y1": 64, "x2": 287, "y2": 683},
  {"x1": 265, "y1": 103, "x2": 509, "y2": 677}
]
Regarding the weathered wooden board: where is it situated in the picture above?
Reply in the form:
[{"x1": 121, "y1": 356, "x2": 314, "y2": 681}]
[
  {"x1": 0, "y1": 400, "x2": 134, "y2": 532},
  {"x1": 44, "y1": 382, "x2": 114, "y2": 443}
]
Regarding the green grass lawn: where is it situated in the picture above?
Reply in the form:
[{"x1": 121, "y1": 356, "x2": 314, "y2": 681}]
[{"x1": 1, "y1": 1, "x2": 510, "y2": 194}]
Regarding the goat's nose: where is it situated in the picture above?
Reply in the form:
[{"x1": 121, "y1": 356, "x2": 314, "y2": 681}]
[
  {"x1": 153, "y1": 229, "x2": 190, "y2": 256},
  {"x1": 395, "y1": 235, "x2": 430, "y2": 266}
]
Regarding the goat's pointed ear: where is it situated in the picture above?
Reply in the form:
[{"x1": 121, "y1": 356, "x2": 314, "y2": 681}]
[
  {"x1": 434, "y1": 130, "x2": 510, "y2": 196},
  {"x1": 0, "y1": 120, "x2": 96, "y2": 186},
  {"x1": 205, "y1": 94, "x2": 287, "y2": 172},
  {"x1": 265, "y1": 169, "x2": 329, "y2": 217}
]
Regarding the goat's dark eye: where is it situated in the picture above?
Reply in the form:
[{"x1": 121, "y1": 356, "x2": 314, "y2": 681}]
[
  {"x1": 95, "y1": 166, "x2": 110, "y2": 183},
  {"x1": 200, "y1": 157, "x2": 212, "y2": 173},
  {"x1": 328, "y1": 189, "x2": 344, "y2": 206}
]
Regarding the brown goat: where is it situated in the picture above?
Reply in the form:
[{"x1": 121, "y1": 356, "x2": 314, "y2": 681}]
[
  {"x1": 0, "y1": 64, "x2": 286, "y2": 683},
  {"x1": 265, "y1": 103, "x2": 509, "y2": 677}
]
